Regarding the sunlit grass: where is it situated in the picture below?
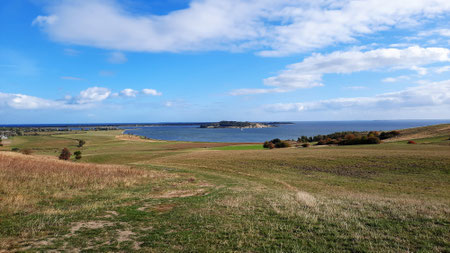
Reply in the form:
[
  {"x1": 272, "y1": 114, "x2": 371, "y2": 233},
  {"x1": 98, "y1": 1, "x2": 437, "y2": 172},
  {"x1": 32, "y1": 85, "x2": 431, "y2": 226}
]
[{"x1": 0, "y1": 127, "x2": 449, "y2": 251}]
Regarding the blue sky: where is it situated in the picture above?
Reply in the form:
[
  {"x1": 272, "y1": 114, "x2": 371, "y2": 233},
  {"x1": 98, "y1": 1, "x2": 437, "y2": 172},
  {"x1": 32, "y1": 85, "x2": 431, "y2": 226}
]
[{"x1": 1, "y1": 0, "x2": 450, "y2": 124}]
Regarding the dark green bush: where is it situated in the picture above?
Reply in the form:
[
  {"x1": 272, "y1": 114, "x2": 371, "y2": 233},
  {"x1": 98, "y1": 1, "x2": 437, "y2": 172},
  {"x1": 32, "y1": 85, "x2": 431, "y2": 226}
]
[
  {"x1": 74, "y1": 151, "x2": 82, "y2": 160},
  {"x1": 263, "y1": 139, "x2": 290, "y2": 149},
  {"x1": 379, "y1": 130, "x2": 400, "y2": 140}
]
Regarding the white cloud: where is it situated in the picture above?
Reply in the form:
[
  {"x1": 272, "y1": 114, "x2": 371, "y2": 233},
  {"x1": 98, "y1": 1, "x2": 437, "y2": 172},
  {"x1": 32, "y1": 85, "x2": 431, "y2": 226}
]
[
  {"x1": 382, "y1": 75, "x2": 410, "y2": 83},
  {"x1": 0, "y1": 93, "x2": 61, "y2": 109},
  {"x1": 419, "y1": 29, "x2": 450, "y2": 37},
  {"x1": 265, "y1": 80, "x2": 450, "y2": 112},
  {"x1": 76, "y1": 87, "x2": 111, "y2": 104},
  {"x1": 232, "y1": 46, "x2": 450, "y2": 95},
  {"x1": 436, "y1": 65, "x2": 450, "y2": 73},
  {"x1": 107, "y1": 51, "x2": 127, "y2": 64},
  {"x1": 0, "y1": 86, "x2": 163, "y2": 111},
  {"x1": 120, "y1": 88, "x2": 138, "y2": 97},
  {"x1": 410, "y1": 66, "x2": 428, "y2": 75},
  {"x1": 32, "y1": 15, "x2": 58, "y2": 26},
  {"x1": 142, "y1": 89, "x2": 162, "y2": 96},
  {"x1": 33, "y1": 0, "x2": 450, "y2": 56}
]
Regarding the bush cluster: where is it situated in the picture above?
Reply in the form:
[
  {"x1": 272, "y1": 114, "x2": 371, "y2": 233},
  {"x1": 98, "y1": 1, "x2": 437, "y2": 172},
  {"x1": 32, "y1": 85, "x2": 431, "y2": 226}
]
[
  {"x1": 263, "y1": 138, "x2": 291, "y2": 149},
  {"x1": 379, "y1": 130, "x2": 400, "y2": 140},
  {"x1": 59, "y1": 148, "x2": 71, "y2": 160},
  {"x1": 74, "y1": 151, "x2": 82, "y2": 160},
  {"x1": 309, "y1": 131, "x2": 382, "y2": 146}
]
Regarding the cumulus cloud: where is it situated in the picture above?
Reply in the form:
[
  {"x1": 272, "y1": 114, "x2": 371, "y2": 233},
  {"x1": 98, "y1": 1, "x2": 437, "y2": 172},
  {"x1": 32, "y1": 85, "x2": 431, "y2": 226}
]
[
  {"x1": 231, "y1": 46, "x2": 450, "y2": 95},
  {"x1": 0, "y1": 93, "x2": 61, "y2": 110},
  {"x1": 32, "y1": 0, "x2": 450, "y2": 56},
  {"x1": 118, "y1": 88, "x2": 162, "y2": 97},
  {"x1": 77, "y1": 87, "x2": 111, "y2": 104},
  {"x1": 265, "y1": 80, "x2": 450, "y2": 112},
  {"x1": 0, "y1": 86, "x2": 163, "y2": 110},
  {"x1": 142, "y1": 89, "x2": 162, "y2": 96},
  {"x1": 120, "y1": 88, "x2": 138, "y2": 97}
]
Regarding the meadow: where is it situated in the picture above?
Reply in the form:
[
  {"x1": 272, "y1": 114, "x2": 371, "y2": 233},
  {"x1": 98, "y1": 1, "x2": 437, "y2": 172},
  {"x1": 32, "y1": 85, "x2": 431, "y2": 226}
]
[{"x1": 0, "y1": 125, "x2": 449, "y2": 252}]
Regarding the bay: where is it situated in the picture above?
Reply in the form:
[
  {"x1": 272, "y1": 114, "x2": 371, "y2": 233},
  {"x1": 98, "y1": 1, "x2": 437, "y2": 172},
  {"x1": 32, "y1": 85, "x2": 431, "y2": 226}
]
[{"x1": 123, "y1": 119, "x2": 450, "y2": 143}]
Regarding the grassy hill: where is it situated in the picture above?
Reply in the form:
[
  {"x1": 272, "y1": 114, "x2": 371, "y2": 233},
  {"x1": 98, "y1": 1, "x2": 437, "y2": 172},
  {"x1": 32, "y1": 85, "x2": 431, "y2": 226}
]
[
  {"x1": 0, "y1": 125, "x2": 449, "y2": 251},
  {"x1": 383, "y1": 123, "x2": 450, "y2": 142}
]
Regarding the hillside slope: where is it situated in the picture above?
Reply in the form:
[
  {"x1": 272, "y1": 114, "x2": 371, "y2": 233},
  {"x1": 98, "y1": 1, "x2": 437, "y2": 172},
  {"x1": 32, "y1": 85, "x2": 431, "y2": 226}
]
[{"x1": 383, "y1": 123, "x2": 450, "y2": 142}]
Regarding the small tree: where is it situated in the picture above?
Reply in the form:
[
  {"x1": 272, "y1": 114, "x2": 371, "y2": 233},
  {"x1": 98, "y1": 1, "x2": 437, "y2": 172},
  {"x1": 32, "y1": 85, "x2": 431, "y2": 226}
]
[
  {"x1": 59, "y1": 148, "x2": 71, "y2": 160},
  {"x1": 74, "y1": 151, "x2": 82, "y2": 160},
  {"x1": 78, "y1": 140, "x2": 86, "y2": 148}
]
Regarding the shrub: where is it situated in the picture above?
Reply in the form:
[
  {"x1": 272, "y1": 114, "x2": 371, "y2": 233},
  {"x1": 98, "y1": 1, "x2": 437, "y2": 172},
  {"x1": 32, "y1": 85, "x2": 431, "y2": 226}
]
[
  {"x1": 326, "y1": 138, "x2": 339, "y2": 145},
  {"x1": 367, "y1": 136, "x2": 381, "y2": 144},
  {"x1": 301, "y1": 143, "x2": 310, "y2": 148},
  {"x1": 407, "y1": 140, "x2": 417, "y2": 144},
  {"x1": 21, "y1": 148, "x2": 33, "y2": 155},
  {"x1": 59, "y1": 148, "x2": 71, "y2": 160},
  {"x1": 379, "y1": 130, "x2": 400, "y2": 140},
  {"x1": 297, "y1": 136, "x2": 309, "y2": 143},
  {"x1": 275, "y1": 141, "x2": 291, "y2": 148},
  {"x1": 316, "y1": 139, "x2": 327, "y2": 145},
  {"x1": 74, "y1": 151, "x2": 82, "y2": 160},
  {"x1": 78, "y1": 140, "x2": 86, "y2": 148},
  {"x1": 11, "y1": 147, "x2": 20, "y2": 152},
  {"x1": 263, "y1": 139, "x2": 290, "y2": 149},
  {"x1": 270, "y1": 138, "x2": 281, "y2": 144}
]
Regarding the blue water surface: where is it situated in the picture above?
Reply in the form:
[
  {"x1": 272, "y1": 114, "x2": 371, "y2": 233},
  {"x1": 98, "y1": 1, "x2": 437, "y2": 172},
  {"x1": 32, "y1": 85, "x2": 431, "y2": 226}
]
[{"x1": 123, "y1": 120, "x2": 450, "y2": 143}]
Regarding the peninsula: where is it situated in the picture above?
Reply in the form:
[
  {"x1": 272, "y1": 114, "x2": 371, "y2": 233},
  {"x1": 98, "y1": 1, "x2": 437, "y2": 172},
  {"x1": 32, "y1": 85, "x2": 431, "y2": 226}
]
[{"x1": 199, "y1": 121, "x2": 274, "y2": 128}]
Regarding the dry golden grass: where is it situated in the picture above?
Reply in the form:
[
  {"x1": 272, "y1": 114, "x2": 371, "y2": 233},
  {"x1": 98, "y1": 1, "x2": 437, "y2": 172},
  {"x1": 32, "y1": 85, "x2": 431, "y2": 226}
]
[
  {"x1": 0, "y1": 152, "x2": 157, "y2": 213},
  {"x1": 384, "y1": 123, "x2": 450, "y2": 142}
]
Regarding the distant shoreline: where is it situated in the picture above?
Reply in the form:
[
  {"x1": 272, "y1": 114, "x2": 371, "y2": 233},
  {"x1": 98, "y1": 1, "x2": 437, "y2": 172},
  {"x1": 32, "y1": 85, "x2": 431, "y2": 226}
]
[{"x1": 0, "y1": 121, "x2": 295, "y2": 128}]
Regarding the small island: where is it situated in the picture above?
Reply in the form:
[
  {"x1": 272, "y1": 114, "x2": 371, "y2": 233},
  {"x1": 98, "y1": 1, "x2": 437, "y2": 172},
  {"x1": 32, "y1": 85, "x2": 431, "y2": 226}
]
[{"x1": 199, "y1": 121, "x2": 274, "y2": 129}]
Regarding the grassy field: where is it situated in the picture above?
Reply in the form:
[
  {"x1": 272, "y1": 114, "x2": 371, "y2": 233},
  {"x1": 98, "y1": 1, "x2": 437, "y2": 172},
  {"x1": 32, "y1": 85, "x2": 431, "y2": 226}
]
[{"x1": 0, "y1": 127, "x2": 449, "y2": 252}]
